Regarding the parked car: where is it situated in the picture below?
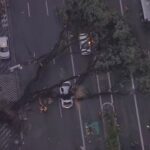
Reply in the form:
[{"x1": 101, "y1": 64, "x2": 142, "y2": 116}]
[
  {"x1": 59, "y1": 81, "x2": 73, "y2": 109},
  {"x1": 0, "y1": 36, "x2": 10, "y2": 59},
  {"x1": 79, "y1": 33, "x2": 91, "y2": 55}
]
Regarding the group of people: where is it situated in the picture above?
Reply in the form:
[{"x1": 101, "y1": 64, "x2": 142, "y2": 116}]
[{"x1": 39, "y1": 97, "x2": 53, "y2": 112}]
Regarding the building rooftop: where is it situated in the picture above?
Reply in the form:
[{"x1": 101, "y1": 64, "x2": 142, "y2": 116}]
[{"x1": 141, "y1": 0, "x2": 150, "y2": 21}]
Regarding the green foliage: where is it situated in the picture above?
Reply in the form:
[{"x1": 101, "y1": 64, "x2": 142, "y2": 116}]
[
  {"x1": 61, "y1": 0, "x2": 150, "y2": 93},
  {"x1": 113, "y1": 20, "x2": 130, "y2": 41},
  {"x1": 104, "y1": 112, "x2": 119, "y2": 150},
  {"x1": 137, "y1": 75, "x2": 150, "y2": 93}
]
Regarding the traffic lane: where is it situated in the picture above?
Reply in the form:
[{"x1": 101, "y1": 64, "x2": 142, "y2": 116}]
[
  {"x1": 28, "y1": 0, "x2": 62, "y2": 56},
  {"x1": 110, "y1": 72, "x2": 143, "y2": 149},
  {"x1": 71, "y1": 39, "x2": 92, "y2": 75},
  {"x1": 22, "y1": 100, "x2": 82, "y2": 150},
  {"x1": 97, "y1": 72, "x2": 109, "y2": 92},
  {"x1": 22, "y1": 101, "x2": 61, "y2": 150},
  {"x1": 76, "y1": 72, "x2": 105, "y2": 150},
  {"x1": 71, "y1": 40, "x2": 106, "y2": 149},
  {"x1": 79, "y1": 97, "x2": 105, "y2": 150},
  {"x1": 55, "y1": 50, "x2": 74, "y2": 80},
  {"x1": 10, "y1": 0, "x2": 62, "y2": 88},
  {"x1": 136, "y1": 93, "x2": 150, "y2": 150},
  {"x1": 107, "y1": 0, "x2": 150, "y2": 49},
  {"x1": 27, "y1": 61, "x2": 60, "y2": 92},
  {"x1": 70, "y1": 42, "x2": 110, "y2": 93},
  {"x1": 59, "y1": 106, "x2": 83, "y2": 150},
  {"x1": 28, "y1": 0, "x2": 64, "y2": 55},
  {"x1": 114, "y1": 94, "x2": 141, "y2": 150},
  {"x1": 105, "y1": 0, "x2": 121, "y2": 12},
  {"x1": 45, "y1": 105, "x2": 82, "y2": 150},
  {"x1": 9, "y1": 0, "x2": 33, "y2": 62},
  {"x1": 95, "y1": 71, "x2": 111, "y2": 104},
  {"x1": 33, "y1": 52, "x2": 74, "y2": 91},
  {"x1": 10, "y1": 0, "x2": 62, "y2": 60},
  {"x1": 122, "y1": 0, "x2": 150, "y2": 49},
  {"x1": 8, "y1": 0, "x2": 34, "y2": 92}
]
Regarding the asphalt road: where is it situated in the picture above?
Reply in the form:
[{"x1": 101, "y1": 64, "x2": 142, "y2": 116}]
[
  {"x1": 105, "y1": 0, "x2": 150, "y2": 149},
  {"x1": 9, "y1": 0, "x2": 62, "y2": 92},
  {"x1": 9, "y1": 0, "x2": 150, "y2": 150},
  {"x1": 9, "y1": 0, "x2": 98, "y2": 150}
]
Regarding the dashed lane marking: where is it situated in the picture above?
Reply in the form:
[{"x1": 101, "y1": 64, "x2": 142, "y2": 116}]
[
  {"x1": 27, "y1": 2, "x2": 31, "y2": 17},
  {"x1": 45, "y1": 0, "x2": 49, "y2": 16}
]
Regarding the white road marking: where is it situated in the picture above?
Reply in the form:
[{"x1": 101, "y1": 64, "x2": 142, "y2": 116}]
[
  {"x1": 68, "y1": 31, "x2": 86, "y2": 150},
  {"x1": 53, "y1": 59, "x2": 56, "y2": 64},
  {"x1": 77, "y1": 103, "x2": 86, "y2": 150},
  {"x1": 68, "y1": 32, "x2": 76, "y2": 77},
  {"x1": 119, "y1": 0, "x2": 124, "y2": 16},
  {"x1": 96, "y1": 74, "x2": 107, "y2": 138},
  {"x1": 58, "y1": 100, "x2": 63, "y2": 118},
  {"x1": 107, "y1": 72, "x2": 112, "y2": 92},
  {"x1": 107, "y1": 72, "x2": 114, "y2": 106},
  {"x1": 33, "y1": 51, "x2": 36, "y2": 58},
  {"x1": 118, "y1": 0, "x2": 145, "y2": 148},
  {"x1": 70, "y1": 47, "x2": 76, "y2": 76},
  {"x1": 27, "y1": 2, "x2": 31, "y2": 17},
  {"x1": 130, "y1": 74, "x2": 145, "y2": 150},
  {"x1": 107, "y1": 72, "x2": 120, "y2": 149},
  {"x1": 96, "y1": 75, "x2": 103, "y2": 110},
  {"x1": 45, "y1": 0, "x2": 49, "y2": 16}
]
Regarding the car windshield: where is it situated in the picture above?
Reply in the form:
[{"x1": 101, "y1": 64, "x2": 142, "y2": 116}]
[
  {"x1": 82, "y1": 42, "x2": 89, "y2": 49},
  {"x1": 61, "y1": 93, "x2": 72, "y2": 100},
  {"x1": 62, "y1": 83, "x2": 70, "y2": 86},
  {"x1": 0, "y1": 48, "x2": 7, "y2": 52},
  {"x1": 64, "y1": 101, "x2": 72, "y2": 106}
]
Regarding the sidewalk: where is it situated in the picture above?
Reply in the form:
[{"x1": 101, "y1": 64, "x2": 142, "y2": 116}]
[{"x1": 0, "y1": 0, "x2": 21, "y2": 150}]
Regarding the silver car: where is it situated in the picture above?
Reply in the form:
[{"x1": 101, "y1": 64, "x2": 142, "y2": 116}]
[
  {"x1": 59, "y1": 81, "x2": 73, "y2": 109},
  {"x1": 79, "y1": 33, "x2": 91, "y2": 55},
  {"x1": 0, "y1": 36, "x2": 10, "y2": 59}
]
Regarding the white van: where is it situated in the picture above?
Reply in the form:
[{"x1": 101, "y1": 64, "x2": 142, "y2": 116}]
[{"x1": 0, "y1": 36, "x2": 10, "y2": 59}]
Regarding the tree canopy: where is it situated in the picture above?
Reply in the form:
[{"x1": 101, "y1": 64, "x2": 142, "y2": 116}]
[{"x1": 61, "y1": 0, "x2": 150, "y2": 92}]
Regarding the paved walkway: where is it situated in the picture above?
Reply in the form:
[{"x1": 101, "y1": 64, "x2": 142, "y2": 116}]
[{"x1": 0, "y1": 0, "x2": 21, "y2": 150}]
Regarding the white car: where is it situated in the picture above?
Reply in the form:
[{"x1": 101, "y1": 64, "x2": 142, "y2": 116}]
[
  {"x1": 59, "y1": 81, "x2": 73, "y2": 109},
  {"x1": 0, "y1": 36, "x2": 10, "y2": 59},
  {"x1": 79, "y1": 33, "x2": 91, "y2": 55}
]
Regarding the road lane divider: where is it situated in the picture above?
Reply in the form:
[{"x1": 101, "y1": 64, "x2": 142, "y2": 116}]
[
  {"x1": 45, "y1": 0, "x2": 49, "y2": 16},
  {"x1": 118, "y1": 1, "x2": 145, "y2": 149},
  {"x1": 52, "y1": 58, "x2": 56, "y2": 64},
  {"x1": 96, "y1": 75, "x2": 103, "y2": 111},
  {"x1": 58, "y1": 100, "x2": 63, "y2": 118},
  {"x1": 76, "y1": 102, "x2": 86, "y2": 150},
  {"x1": 67, "y1": 31, "x2": 86, "y2": 150},
  {"x1": 68, "y1": 32, "x2": 76, "y2": 77},
  {"x1": 130, "y1": 74, "x2": 145, "y2": 150},
  {"x1": 119, "y1": 0, "x2": 124, "y2": 16},
  {"x1": 27, "y1": 2, "x2": 31, "y2": 17},
  {"x1": 107, "y1": 72, "x2": 114, "y2": 109}
]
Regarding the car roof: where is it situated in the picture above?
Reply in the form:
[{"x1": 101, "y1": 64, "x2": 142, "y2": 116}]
[
  {"x1": 61, "y1": 82, "x2": 71, "y2": 94},
  {"x1": 79, "y1": 33, "x2": 88, "y2": 40},
  {"x1": 0, "y1": 51, "x2": 9, "y2": 58},
  {"x1": 0, "y1": 37, "x2": 8, "y2": 48},
  {"x1": 60, "y1": 86, "x2": 69, "y2": 94}
]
